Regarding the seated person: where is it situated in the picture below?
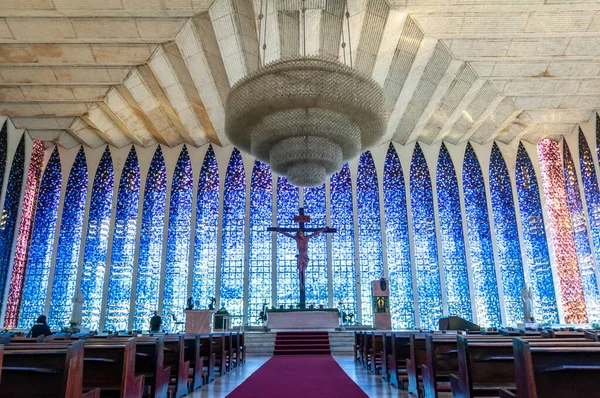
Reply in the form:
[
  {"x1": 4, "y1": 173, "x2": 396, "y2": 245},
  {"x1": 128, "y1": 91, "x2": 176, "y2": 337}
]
[
  {"x1": 149, "y1": 311, "x2": 162, "y2": 332},
  {"x1": 28, "y1": 315, "x2": 52, "y2": 338}
]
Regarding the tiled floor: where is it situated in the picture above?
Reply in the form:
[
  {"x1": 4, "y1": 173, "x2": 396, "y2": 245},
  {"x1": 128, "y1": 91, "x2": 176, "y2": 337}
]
[{"x1": 187, "y1": 355, "x2": 410, "y2": 397}]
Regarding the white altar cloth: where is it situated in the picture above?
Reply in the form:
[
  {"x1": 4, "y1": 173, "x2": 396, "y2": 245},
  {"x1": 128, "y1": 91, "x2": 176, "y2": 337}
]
[{"x1": 266, "y1": 310, "x2": 339, "y2": 330}]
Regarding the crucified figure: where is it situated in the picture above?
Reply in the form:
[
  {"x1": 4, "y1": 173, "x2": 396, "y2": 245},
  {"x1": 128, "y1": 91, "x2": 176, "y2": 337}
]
[{"x1": 271, "y1": 227, "x2": 328, "y2": 305}]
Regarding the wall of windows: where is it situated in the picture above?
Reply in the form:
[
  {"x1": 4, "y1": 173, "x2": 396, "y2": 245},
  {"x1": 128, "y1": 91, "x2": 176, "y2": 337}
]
[{"x1": 8, "y1": 113, "x2": 600, "y2": 328}]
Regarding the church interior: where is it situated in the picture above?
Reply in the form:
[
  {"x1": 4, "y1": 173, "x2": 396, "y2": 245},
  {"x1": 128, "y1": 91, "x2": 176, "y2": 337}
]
[{"x1": 2, "y1": 0, "x2": 600, "y2": 397}]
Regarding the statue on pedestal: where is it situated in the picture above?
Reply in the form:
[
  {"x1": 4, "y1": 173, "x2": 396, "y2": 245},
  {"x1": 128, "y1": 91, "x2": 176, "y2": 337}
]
[
  {"x1": 70, "y1": 288, "x2": 84, "y2": 328},
  {"x1": 521, "y1": 284, "x2": 534, "y2": 323}
]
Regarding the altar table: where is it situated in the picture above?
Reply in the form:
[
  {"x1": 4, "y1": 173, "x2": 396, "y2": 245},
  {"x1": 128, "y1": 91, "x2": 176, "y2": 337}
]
[{"x1": 266, "y1": 310, "x2": 339, "y2": 330}]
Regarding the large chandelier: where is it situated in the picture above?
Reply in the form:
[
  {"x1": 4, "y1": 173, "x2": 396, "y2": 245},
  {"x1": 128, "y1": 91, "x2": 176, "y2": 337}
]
[{"x1": 225, "y1": 57, "x2": 388, "y2": 187}]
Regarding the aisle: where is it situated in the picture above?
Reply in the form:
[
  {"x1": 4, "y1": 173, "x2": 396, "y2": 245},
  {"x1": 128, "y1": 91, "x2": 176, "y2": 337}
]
[{"x1": 226, "y1": 355, "x2": 369, "y2": 398}]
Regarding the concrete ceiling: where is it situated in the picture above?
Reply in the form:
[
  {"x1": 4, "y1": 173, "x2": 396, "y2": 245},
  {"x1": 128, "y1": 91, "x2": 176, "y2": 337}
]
[{"x1": 1, "y1": 0, "x2": 598, "y2": 149}]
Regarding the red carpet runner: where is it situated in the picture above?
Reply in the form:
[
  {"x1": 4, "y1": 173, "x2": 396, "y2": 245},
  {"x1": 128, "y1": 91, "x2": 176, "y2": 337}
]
[{"x1": 226, "y1": 355, "x2": 368, "y2": 398}]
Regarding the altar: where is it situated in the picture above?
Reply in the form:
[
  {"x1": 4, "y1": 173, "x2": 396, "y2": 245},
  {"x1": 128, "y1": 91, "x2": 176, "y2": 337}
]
[{"x1": 266, "y1": 309, "x2": 339, "y2": 330}]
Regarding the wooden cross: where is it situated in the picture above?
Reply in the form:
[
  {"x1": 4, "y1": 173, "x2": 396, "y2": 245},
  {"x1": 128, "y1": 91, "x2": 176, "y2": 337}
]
[{"x1": 268, "y1": 208, "x2": 336, "y2": 309}]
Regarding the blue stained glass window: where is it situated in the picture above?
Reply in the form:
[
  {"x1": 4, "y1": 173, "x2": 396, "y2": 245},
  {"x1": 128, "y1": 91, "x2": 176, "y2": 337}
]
[
  {"x1": 81, "y1": 147, "x2": 114, "y2": 330},
  {"x1": 489, "y1": 143, "x2": 526, "y2": 326},
  {"x1": 276, "y1": 176, "x2": 300, "y2": 307},
  {"x1": 193, "y1": 146, "x2": 219, "y2": 310},
  {"x1": 304, "y1": 183, "x2": 328, "y2": 307},
  {"x1": 48, "y1": 147, "x2": 88, "y2": 329},
  {"x1": 220, "y1": 149, "x2": 246, "y2": 325},
  {"x1": 462, "y1": 143, "x2": 501, "y2": 327},
  {"x1": 563, "y1": 141, "x2": 600, "y2": 322},
  {"x1": 163, "y1": 145, "x2": 193, "y2": 332},
  {"x1": 18, "y1": 147, "x2": 62, "y2": 328},
  {"x1": 330, "y1": 164, "x2": 357, "y2": 318},
  {"x1": 0, "y1": 134, "x2": 24, "y2": 311},
  {"x1": 248, "y1": 161, "x2": 272, "y2": 325},
  {"x1": 356, "y1": 151, "x2": 384, "y2": 325},
  {"x1": 104, "y1": 146, "x2": 140, "y2": 331},
  {"x1": 383, "y1": 143, "x2": 414, "y2": 329},
  {"x1": 410, "y1": 143, "x2": 443, "y2": 329},
  {"x1": 515, "y1": 144, "x2": 558, "y2": 325},
  {"x1": 133, "y1": 146, "x2": 166, "y2": 330},
  {"x1": 579, "y1": 129, "x2": 600, "y2": 319},
  {"x1": 436, "y1": 143, "x2": 472, "y2": 320}
]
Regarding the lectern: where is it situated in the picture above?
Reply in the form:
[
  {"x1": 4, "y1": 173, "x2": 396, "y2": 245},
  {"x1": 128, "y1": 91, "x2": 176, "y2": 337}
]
[{"x1": 184, "y1": 309, "x2": 214, "y2": 333}]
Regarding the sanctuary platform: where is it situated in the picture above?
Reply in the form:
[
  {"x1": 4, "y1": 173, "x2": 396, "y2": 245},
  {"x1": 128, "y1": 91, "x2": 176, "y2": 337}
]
[{"x1": 266, "y1": 309, "x2": 339, "y2": 330}]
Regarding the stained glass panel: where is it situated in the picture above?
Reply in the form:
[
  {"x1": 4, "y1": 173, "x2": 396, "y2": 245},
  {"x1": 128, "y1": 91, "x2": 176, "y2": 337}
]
[
  {"x1": 220, "y1": 149, "x2": 246, "y2": 325},
  {"x1": 436, "y1": 143, "x2": 471, "y2": 320},
  {"x1": 410, "y1": 143, "x2": 443, "y2": 329},
  {"x1": 80, "y1": 147, "x2": 114, "y2": 330},
  {"x1": 248, "y1": 161, "x2": 272, "y2": 325},
  {"x1": 563, "y1": 141, "x2": 600, "y2": 322},
  {"x1": 489, "y1": 143, "x2": 525, "y2": 326},
  {"x1": 0, "y1": 134, "x2": 24, "y2": 312},
  {"x1": 133, "y1": 146, "x2": 166, "y2": 331},
  {"x1": 330, "y1": 164, "x2": 357, "y2": 319},
  {"x1": 304, "y1": 183, "x2": 328, "y2": 307},
  {"x1": 4, "y1": 139, "x2": 44, "y2": 328},
  {"x1": 163, "y1": 145, "x2": 193, "y2": 332},
  {"x1": 276, "y1": 177, "x2": 300, "y2": 307},
  {"x1": 357, "y1": 151, "x2": 384, "y2": 325},
  {"x1": 515, "y1": 143, "x2": 558, "y2": 325},
  {"x1": 462, "y1": 143, "x2": 501, "y2": 327},
  {"x1": 193, "y1": 146, "x2": 220, "y2": 310},
  {"x1": 383, "y1": 143, "x2": 415, "y2": 329},
  {"x1": 104, "y1": 146, "x2": 140, "y2": 331},
  {"x1": 48, "y1": 147, "x2": 88, "y2": 329},
  {"x1": 538, "y1": 139, "x2": 587, "y2": 324},
  {"x1": 18, "y1": 147, "x2": 62, "y2": 328}
]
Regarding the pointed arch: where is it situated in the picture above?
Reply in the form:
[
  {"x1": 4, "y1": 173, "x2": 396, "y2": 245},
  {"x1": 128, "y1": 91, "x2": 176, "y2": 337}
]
[
  {"x1": 357, "y1": 151, "x2": 384, "y2": 325},
  {"x1": 80, "y1": 147, "x2": 114, "y2": 330},
  {"x1": 564, "y1": 141, "x2": 600, "y2": 322},
  {"x1": 4, "y1": 139, "x2": 44, "y2": 328},
  {"x1": 463, "y1": 143, "x2": 501, "y2": 327},
  {"x1": 0, "y1": 134, "x2": 24, "y2": 311},
  {"x1": 48, "y1": 147, "x2": 88, "y2": 328},
  {"x1": 220, "y1": 149, "x2": 246, "y2": 324},
  {"x1": 383, "y1": 143, "x2": 415, "y2": 329},
  {"x1": 18, "y1": 147, "x2": 62, "y2": 328},
  {"x1": 133, "y1": 146, "x2": 167, "y2": 330},
  {"x1": 304, "y1": 183, "x2": 328, "y2": 306},
  {"x1": 515, "y1": 143, "x2": 558, "y2": 324},
  {"x1": 248, "y1": 160, "x2": 272, "y2": 325},
  {"x1": 163, "y1": 145, "x2": 194, "y2": 332},
  {"x1": 276, "y1": 176, "x2": 300, "y2": 307},
  {"x1": 489, "y1": 143, "x2": 526, "y2": 326},
  {"x1": 193, "y1": 146, "x2": 220, "y2": 309},
  {"x1": 105, "y1": 146, "x2": 140, "y2": 331},
  {"x1": 330, "y1": 164, "x2": 357, "y2": 316},
  {"x1": 436, "y1": 143, "x2": 471, "y2": 320},
  {"x1": 410, "y1": 143, "x2": 443, "y2": 329}
]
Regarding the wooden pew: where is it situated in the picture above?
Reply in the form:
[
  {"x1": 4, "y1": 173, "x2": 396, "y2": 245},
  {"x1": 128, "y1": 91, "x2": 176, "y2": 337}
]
[
  {"x1": 199, "y1": 334, "x2": 216, "y2": 383},
  {"x1": 0, "y1": 342, "x2": 100, "y2": 398},
  {"x1": 422, "y1": 335, "x2": 458, "y2": 398},
  {"x1": 239, "y1": 332, "x2": 246, "y2": 364},
  {"x1": 406, "y1": 333, "x2": 428, "y2": 397},
  {"x1": 354, "y1": 331, "x2": 361, "y2": 362},
  {"x1": 183, "y1": 335, "x2": 203, "y2": 392},
  {"x1": 381, "y1": 332, "x2": 392, "y2": 380},
  {"x1": 212, "y1": 333, "x2": 229, "y2": 377},
  {"x1": 389, "y1": 332, "x2": 411, "y2": 389},
  {"x1": 450, "y1": 336, "x2": 597, "y2": 398},
  {"x1": 162, "y1": 336, "x2": 189, "y2": 398},
  {"x1": 369, "y1": 332, "x2": 384, "y2": 374},
  {"x1": 505, "y1": 338, "x2": 600, "y2": 398}
]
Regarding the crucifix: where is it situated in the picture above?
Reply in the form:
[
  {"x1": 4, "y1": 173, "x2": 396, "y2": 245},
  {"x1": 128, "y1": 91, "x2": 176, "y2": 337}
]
[{"x1": 268, "y1": 208, "x2": 336, "y2": 309}]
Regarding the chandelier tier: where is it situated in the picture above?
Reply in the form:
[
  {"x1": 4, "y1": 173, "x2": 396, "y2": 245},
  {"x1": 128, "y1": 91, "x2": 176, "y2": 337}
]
[{"x1": 225, "y1": 57, "x2": 388, "y2": 187}]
